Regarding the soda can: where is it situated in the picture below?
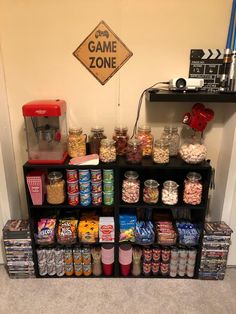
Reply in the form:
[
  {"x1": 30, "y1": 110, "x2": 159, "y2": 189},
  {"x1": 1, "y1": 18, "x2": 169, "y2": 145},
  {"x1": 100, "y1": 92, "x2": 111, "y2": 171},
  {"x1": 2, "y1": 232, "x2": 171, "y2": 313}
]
[
  {"x1": 179, "y1": 257, "x2": 187, "y2": 266},
  {"x1": 68, "y1": 192, "x2": 79, "y2": 206},
  {"x1": 161, "y1": 248, "x2": 171, "y2": 262},
  {"x1": 82, "y1": 247, "x2": 91, "y2": 265},
  {"x1": 103, "y1": 181, "x2": 114, "y2": 192},
  {"x1": 143, "y1": 261, "x2": 151, "y2": 276},
  {"x1": 152, "y1": 247, "x2": 161, "y2": 262},
  {"x1": 83, "y1": 263, "x2": 92, "y2": 276},
  {"x1": 74, "y1": 263, "x2": 83, "y2": 277},
  {"x1": 91, "y1": 181, "x2": 102, "y2": 193},
  {"x1": 64, "y1": 248, "x2": 73, "y2": 264},
  {"x1": 103, "y1": 192, "x2": 114, "y2": 206},
  {"x1": 36, "y1": 248, "x2": 46, "y2": 264},
  {"x1": 80, "y1": 192, "x2": 91, "y2": 206},
  {"x1": 179, "y1": 249, "x2": 188, "y2": 259},
  {"x1": 47, "y1": 262, "x2": 56, "y2": 276},
  {"x1": 67, "y1": 180, "x2": 79, "y2": 193},
  {"x1": 160, "y1": 262, "x2": 169, "y2": 276},
  {"x1": 38, "y1": 261, "x2": 47, "y2": 276},
  {"x1": 79, "y1": 181, "x2": 91, "y2": 193},
  {"x1": 169, "y1": 264, "x2": 178, "y2": 277},
  {"x1": 152, "y1": 262, "x2": 160, "y2": 276},
  {"x1": 187, "y1": 270, "x2": 194, "y2": 278},
  {"x1": 73, "y1": 247, "x2": 82, "y2": 264},
  {"x1": 55, "y1": 248, "x2": 64, "y2": 265},
  {"x1": 79, "y1": 169, "x2": 90, "y2": 182},
  {"x1": 170, "y1": 247, "x2": 179, "y2": 262},
  {"x1": 103, "y1": 169, "x2": 114, "y2": 182},
  {"x1": 66, "y1": 169, "x2": 78, "y2": 182},
  {"x1": 91, "y1": 169, "x2": 102, "y2": 182},
  {"x1": 46, "y1": 248, "x2": 55, "y2": 264},
  {"x1": 91, "y1": 192, "x2": 102, "y2": 206},
  {"x1": 65, "y1": 263, "x2": 74, "y2": 276},
  {"x1": 56, "y1": 263, "x2": 65, "y2": 277},
  {"x1": 143, "y1": 247, "x2": 152, "y2": 262}
]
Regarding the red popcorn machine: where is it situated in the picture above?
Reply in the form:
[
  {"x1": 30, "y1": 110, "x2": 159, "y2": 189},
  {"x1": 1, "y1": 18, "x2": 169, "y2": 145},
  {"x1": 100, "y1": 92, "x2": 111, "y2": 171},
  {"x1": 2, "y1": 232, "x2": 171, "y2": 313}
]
[{"x1": 22, "y1": 99, "x2": 68, "y2": 164}]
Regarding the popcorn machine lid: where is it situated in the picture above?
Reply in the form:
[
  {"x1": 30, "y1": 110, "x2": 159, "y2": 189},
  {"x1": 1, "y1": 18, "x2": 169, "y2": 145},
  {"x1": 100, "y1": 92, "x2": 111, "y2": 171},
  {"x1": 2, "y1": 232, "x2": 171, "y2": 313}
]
[{"x1": 22, "y1": 99, "x2": 66, "y2": 116}]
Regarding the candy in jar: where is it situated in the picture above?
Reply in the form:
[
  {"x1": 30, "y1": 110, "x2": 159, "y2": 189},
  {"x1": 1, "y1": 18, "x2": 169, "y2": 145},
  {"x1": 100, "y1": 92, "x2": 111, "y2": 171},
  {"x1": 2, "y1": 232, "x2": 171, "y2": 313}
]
[
  {"x1": 183, "y1": 172, "x2": 202, "y2": 205},
  {"x1": 89, "y1": 126, "x2": 106, "y2": 154},
  {"x1": 143, "y1": 179, "x2": 159, "y2": 204},
  {"x1": 112, "y1": 126, "x2": 129, "y2": 156},
  {"x1": 161, "y1": 180, "x2": 179, "y2": 205},
  {"x1": 152, "y1": 139, "x2": 169, "y2": 164},
  {"x1": 67, "y1": 128, "x2": 86, "y2": 158},
  {"x1": 137, "y1": 125, "x2": 153, "y2": 157},
  {"x1": 126, "y1": 139, "x2": 142, "y2": 164},
  {"x1": 99, "y1": 139, "x2": 116, "y2": 163},
  {"x1": 179, "y1": 135, "x2": 207, "y2": 164},
  {"x1": 122, "y1": 171, "x2": 140, "y2": 203},
  {"x1": 169, "y1": 127, "x2": 180, "y2": 156},
  {"x1": 46, "y1": 171, "x2": 65, "y2": 204}
]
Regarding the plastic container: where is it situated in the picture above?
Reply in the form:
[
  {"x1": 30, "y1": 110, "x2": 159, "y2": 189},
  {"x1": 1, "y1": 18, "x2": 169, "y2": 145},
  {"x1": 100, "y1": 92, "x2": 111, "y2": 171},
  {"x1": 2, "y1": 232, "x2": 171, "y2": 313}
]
[
  {"x1": 143, "y1": 179, "x2": 159, "y2": 204},
  {"x1": 122, "y1": 171, "x2": 140, "y2": 203},
  {"x1": 137, "y1": 125, "x2": 153, "y2": 157},
  {"x1": 112, "y1": 126, "x2": 129, "y2": 156},
  {"x1": 126, "y1": 139, "x2": 142, "y2": 164},
  {"x1": 152, "y1": 139, "x2": 169, "y2": 164},
  {"x1": 46, "y1": 172, "x2": 65, "y2": 204},
  {"x1": 179, "y1": 136, "x2": 207, "y2": 164},
  {"x1": 183, "y1": 172, "x2": 203, "y2": 205},
  {"x1": 89, "y1": 126, "x2": 106, "y2": 154},
  {"x1": 169, "y1": 127, "x2": 180, "y2": 156},
  {"x1": 161, "y1": 180, "x2": 179, "y2": 205},
  {"x1": 99, "y1": 139, "x2": 116, "y2": 163},
  {"x1": 67, "y1": 127, "x2": 86, "y2": 158}
]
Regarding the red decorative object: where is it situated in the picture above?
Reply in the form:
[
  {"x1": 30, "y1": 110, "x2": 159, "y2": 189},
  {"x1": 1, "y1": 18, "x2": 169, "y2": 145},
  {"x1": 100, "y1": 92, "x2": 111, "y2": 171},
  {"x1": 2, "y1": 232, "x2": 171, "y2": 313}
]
[{"x1": 182, "y1": 103, "x2": 214, "y2": 132}]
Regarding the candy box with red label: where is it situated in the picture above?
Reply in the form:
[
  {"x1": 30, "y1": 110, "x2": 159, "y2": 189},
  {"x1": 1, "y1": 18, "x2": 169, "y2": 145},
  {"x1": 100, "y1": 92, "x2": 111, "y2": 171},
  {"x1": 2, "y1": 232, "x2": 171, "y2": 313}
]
[{"x1": 99, "y1": 217, "x2": 115, "y2": 243}]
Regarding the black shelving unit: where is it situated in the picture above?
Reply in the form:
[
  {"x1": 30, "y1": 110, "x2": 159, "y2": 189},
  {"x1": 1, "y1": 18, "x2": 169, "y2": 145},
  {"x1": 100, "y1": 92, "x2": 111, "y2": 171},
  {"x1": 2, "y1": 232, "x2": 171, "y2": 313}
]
[
  {"x1": 147, "y1": 90, "x2": 236, "y2": 103},
  {"x1": 23, "y1": 156, "x2": 212, "y2": 279}
]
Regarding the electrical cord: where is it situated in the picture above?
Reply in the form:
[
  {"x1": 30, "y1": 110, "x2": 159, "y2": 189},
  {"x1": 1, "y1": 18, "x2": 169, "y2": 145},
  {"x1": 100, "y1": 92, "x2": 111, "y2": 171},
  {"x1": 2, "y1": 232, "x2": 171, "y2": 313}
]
[{"x1": 131, "y1": 81, "x2": 169, "y2": 138}]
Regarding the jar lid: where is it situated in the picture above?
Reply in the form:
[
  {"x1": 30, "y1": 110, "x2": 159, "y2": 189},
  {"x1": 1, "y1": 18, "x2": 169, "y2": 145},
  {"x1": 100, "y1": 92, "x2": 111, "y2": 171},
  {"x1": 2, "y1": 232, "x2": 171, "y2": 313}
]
[
  {"x1": 128, "y1": 138, "x2": 140, "y2": 146},
  {"x1": 144, "y1": 179, "x2": 159, "y2": 188},
  {"x1": 138, "y1": 125, "x2": 151, "y2": 132},
  {"x1": 48, "y1": 171, "x2": 63, "y2": 182},
  {"x1": 91, "y1": 126, "x2": 104, "y2": 132},
  {"x1": 100, "y1": 138, "x2": 115, "y2": 146},
  {"x1": 124, "y1": 170, "x2": 139, "y2": 180},
  {"x1": 186, "y1": 172, "x2": 202, "y2": 181},
  {"x1": 115, "y1": 125, "x2": 128, "y2": 132},
  {"x1": 163, "y1": 180, "x2": 179, "y2": 189},
  {"x1": 69, "y1": 127, "x2": 82, "y2": 134},
  {"x1": 154, "y1": 139, "x2": 169, "y2": 147},
  {"x1": 163, "y1": 126, "x2": 171, "y2": 132}
]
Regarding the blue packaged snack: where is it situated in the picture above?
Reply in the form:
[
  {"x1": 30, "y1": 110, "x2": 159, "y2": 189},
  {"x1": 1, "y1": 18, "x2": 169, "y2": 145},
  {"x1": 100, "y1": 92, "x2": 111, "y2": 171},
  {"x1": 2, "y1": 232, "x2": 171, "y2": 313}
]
[
  {"x1": 119, "y1": 214, "x2": 136, "y2": 242},
  {"x1": 135, "y1": 221, "x2": 155, "y2": 245},
  {"x1": 176, "y1": 221, "x2": 200, "y2": 246}
]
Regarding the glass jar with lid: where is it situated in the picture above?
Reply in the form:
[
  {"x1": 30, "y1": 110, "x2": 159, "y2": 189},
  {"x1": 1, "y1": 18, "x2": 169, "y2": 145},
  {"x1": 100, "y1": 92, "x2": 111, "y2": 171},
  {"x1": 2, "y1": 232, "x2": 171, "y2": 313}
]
[
  {"x1": 152, "y1": 139, "x2": 169, "y2": 164},
  {"x1": 99, "y1": 139, "x2": 116, "y2": 163},
  {"x1": 112, "y1": 126, "x2": 129, "y2": 156},
  {"x1": 179, "y1": 135, "x2": 207, "y2": 164},
  {"x1": 89, "y1": 126, "x2": 106, "y2": 154},
  {"x1": 143, "y1": 179, "x2": 159, "y2": 204},
  {"x1": 183, "y1": 172, "x2": 202, "y2": 205},
  {"x1": 161, "y1": 180, "x2": 179, "y2": 205},
  {"x1": 46, "y1": 171, "x2": 65, "y2": 204},
  {"x1": 137, "y1": 125, "x2": 154, "y2": 157},
  {"x1": 126, "y1": 139, "x2": 142, "y2": 164},
  {"x1": 169, "y1": 127, "x2": 180, "y2": 156},
  {"x1": 67, "y1": 128, "x2": 86, "y2": 158},
  {"x1": 122, "y1": 170, "x2": 140, "y2": 203}
]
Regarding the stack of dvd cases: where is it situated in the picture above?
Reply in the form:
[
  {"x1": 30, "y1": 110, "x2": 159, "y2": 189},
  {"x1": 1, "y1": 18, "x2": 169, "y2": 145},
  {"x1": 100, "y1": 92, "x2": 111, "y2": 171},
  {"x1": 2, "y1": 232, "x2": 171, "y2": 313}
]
[
  {"x1": 3, "y1": 220, "x2": 35, "y2": 278},
  {"x1": 199, "y1": 221, "x2": 233, "y2": 280}
]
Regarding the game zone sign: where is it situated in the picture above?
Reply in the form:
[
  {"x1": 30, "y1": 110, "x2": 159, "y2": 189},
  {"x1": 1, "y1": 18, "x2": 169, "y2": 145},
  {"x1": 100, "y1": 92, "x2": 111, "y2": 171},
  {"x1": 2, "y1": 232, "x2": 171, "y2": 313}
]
[{"x1": 73, "y1": 21, "x2": 133, "y2": 85}]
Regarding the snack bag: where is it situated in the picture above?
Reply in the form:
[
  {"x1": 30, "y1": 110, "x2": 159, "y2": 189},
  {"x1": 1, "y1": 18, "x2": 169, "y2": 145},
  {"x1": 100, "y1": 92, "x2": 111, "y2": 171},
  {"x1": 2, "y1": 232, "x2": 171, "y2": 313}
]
[
  {"x1": 58, "y1": 219, "x2": 78, "y2": 244},
  {"x1": 37, "y1": 218, "x2": 56, "y2": 245}
]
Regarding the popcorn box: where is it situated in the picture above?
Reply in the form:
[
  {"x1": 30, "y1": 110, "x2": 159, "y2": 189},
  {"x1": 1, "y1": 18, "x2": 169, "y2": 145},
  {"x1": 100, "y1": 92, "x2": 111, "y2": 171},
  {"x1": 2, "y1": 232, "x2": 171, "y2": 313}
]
[
  {"x1": 99, "y1": 217, "x2": 115, "y2": 243},
  {"x1": 26, "y1": 171, "x2": 45, "y2": 205}
]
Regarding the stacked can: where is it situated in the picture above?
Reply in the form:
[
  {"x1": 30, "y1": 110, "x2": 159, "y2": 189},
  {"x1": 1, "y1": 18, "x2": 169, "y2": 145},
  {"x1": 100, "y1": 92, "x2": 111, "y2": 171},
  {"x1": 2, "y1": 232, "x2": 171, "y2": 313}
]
[
  {"x1": 142, "y1": 247, "x2": 170, "y2": 276},
  {"x1": 91, "y1": 169, "x2": 102, "y2": 206},
  {"x1": 79, "y1": 169, "x2": 91, "y2": 206},
  {"x1": 169, "y1": 247, "x2": 197, "y2": 278},
  {"x1": 73, "y1": 246, "x2": 83, "y2": 277},
  {"x1": 55, "y1": 247, "x2": 65, "y2": 277},
  {"x1": 66, "y1": 169, "x2": 79, "y2": 206},
  {"x1": 64, "y1": 248, "x2": 74, "y2": 276},
  {"x1": 103, "y1": 169, "x2": 114, "y2": 205},
  {"x1": 36, "y1": 248, "x2": 47, "y2": 276},
  {"x1": 82, "y1": 247, "x2": 92, "y2": 276},
  {"x1": 46, "y1": 248, "x2": 56, "y2": 276}
]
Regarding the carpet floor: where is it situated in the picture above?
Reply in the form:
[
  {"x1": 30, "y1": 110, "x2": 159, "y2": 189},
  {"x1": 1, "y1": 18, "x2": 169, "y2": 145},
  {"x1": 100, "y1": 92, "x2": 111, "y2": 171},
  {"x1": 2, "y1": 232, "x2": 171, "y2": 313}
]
[{"x1": 0, "y1": 265, "x2": 235, "y2": 314}]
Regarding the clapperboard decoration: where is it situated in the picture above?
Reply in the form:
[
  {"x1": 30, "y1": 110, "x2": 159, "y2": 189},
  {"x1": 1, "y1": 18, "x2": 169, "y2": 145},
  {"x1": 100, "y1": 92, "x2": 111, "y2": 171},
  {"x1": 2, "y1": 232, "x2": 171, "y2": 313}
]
[{"x1": 189, "y1": 49, "x2": 224, "y2": 92}]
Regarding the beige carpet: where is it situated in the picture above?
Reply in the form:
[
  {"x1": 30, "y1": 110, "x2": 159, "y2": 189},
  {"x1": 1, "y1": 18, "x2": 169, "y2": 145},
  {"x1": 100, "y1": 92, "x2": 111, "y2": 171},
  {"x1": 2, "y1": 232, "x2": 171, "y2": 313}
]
[{"x1": 0, "y1": 265, "x2": 235, "y2": 314}]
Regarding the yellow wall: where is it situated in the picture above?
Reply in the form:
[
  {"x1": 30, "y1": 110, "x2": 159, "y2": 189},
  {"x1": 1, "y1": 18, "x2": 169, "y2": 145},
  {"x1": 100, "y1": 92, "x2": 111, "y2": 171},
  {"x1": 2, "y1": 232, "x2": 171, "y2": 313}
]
[{"x1": 0, "y1": 0, "x2": 232, "y2": 216}]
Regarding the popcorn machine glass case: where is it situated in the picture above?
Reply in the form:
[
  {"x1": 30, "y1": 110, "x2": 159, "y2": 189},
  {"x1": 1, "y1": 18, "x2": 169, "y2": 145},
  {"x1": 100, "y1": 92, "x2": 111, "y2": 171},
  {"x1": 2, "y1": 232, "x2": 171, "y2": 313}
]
[{"x1": 22, "y1": 100, "x2": 67, "y2": 164}]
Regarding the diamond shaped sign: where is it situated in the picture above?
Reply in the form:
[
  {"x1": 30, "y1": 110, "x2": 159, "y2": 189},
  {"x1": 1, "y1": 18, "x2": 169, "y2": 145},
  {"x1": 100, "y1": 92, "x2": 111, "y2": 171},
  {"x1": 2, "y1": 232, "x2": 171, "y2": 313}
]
[{"x1": 73, "y1": 21, "x2": 133, "y2": 85}]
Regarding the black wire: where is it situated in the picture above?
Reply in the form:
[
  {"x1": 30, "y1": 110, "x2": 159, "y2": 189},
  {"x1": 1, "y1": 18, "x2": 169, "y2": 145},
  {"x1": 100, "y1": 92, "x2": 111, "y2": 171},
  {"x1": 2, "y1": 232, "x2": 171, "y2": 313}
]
[{"x1": 131, "y1": 81, "x2": 169, "y2": 138}]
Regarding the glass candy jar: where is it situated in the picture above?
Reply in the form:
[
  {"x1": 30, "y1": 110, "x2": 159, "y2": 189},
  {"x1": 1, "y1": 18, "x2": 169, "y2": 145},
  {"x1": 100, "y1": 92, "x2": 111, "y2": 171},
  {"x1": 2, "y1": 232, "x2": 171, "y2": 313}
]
[
  {"x1": 89, "y1": 126, "x2": 106, "y2": 154},
  {"x1": 46, "y1": 171, "x2": 65, "y2": 204},
  {"x1": 169, "y1": 127, "x2": 180, "y2": 156},
  {"x1": 179, "y1": 136, "x2": 207, "y2": 164},
  {"x1": 161, "y1": 180, "x2": 179, "y2": 205},
  {"x1": 126, "y1": 139, "x2": 142, "y2": 164},
  {"x1": 113, "y1": 126, "x2": 129, "y2": 156},
  {"x1": 143, "y1": 179, "x2": 159, "y2": 204},
  {"x1": 152, "y1": 139, "x2": 169, "y2": 164},
  {"x1": 99, "y1": 139, "x2": 116, "y2": 163},
  {"x1": 122, "y1": 171, "x2": 140, "y2": 203},
  {"x1": 183, "y1": 172, "x2": 203, "y2": 205},
  {"x1": 137, "y1": 125, "x2": 153, "y2": 157},
  {"x1": 67, "y1": 128, "x2": 86, "y2": 158}
]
